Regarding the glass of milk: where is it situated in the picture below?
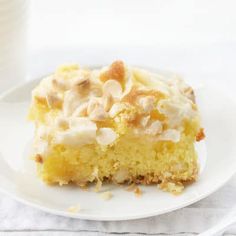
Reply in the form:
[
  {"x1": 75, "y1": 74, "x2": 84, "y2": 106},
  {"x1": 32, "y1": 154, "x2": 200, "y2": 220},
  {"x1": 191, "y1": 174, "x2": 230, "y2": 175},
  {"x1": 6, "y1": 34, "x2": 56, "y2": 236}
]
[{"x1": 0, "y1": 0, "x2": 29, "y2": 92}]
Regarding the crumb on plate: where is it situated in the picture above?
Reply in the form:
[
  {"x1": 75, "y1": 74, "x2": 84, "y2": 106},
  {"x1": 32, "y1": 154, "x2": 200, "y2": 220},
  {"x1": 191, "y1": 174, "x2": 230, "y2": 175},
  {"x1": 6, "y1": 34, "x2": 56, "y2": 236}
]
[
  {"x1": 100, "y1": 191, "x2": 113, "y2": 200},
  {"x1": 67, "y1": 204, "x2": 81, "y2": 213},
  {"x1": 134, "y1": 187, "x2": 142, "y2": 197}
]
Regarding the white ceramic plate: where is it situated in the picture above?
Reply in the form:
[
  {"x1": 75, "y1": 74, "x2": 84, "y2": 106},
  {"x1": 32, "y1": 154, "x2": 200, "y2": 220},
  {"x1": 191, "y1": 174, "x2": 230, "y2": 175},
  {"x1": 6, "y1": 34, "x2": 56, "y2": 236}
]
[{"x1": 0, "y1": 77, "x2": 236, "y2": 221}]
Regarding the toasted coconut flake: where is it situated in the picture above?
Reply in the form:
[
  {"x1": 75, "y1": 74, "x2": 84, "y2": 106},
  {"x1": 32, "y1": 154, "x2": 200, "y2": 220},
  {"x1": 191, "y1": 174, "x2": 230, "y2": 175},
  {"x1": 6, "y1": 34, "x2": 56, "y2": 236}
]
[
  {"x1": 103, "y1": 79, "x2": 122, "y2": 99},
  {"x1": 184, "y1": 87, "x2": 196, "y2": 103},
  {"x1": 63, "y1": 89, "x2": 85, "y2": 116},
  {"x1": 46, "y1": 93, "x2": 62, "y2": 109},
  {"x1": 102, "y1": 93, "x2": 114, "y2": 112},
  {"x1": 87, "y1": 97, "x2": 108, "y2": 121},
  {"x1": 89, "y1": 105, "x2": 108, "y2": 122},
  {"x1": 75, "y1": 78, "x2": 90, "y2": 88},
  {"x1": 138, "y1": 96, "x2": 155, "y2": 113},
  {"x1": 100, "y1": 60, "x2": 125, "y2": 83},
  {"x1": 140, "y1": 115, "x2": 150, "y2": 127},
  {"x1": 109, "y1": 103, "x2": 128, "y2": 118},
  {"x1": 96, "y1": 128, "x2": 117, "y2": 145},
  {"x1": 73, "y1": 78, "x2": 90, "y2": 97},
  {"x1": 145, "y1": 120, "x2": 162, "y2": 135},
  {"x1": 123, "y1": 87, "x2": 165, "y2": 105},
  {"x1": 87, "y1": 98, "x2": 100, "y2": 114},
  {"x1": 72, "y1": 102, "x2": 88, "y2": 117},
  {"x1": 196, "y1": 128, "x2": 205, "y2": 141}
]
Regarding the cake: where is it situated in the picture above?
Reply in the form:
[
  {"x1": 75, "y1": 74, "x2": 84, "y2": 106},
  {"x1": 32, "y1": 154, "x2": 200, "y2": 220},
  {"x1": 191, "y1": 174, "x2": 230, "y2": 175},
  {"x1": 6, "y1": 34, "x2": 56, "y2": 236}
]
[{"x1": 28, "y1": 60, "x2": 205, "y2": 194}]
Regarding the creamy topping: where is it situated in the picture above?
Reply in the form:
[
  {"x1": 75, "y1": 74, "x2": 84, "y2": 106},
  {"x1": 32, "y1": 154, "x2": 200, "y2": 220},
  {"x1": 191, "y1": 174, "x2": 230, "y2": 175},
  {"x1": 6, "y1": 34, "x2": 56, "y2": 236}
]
[
  {"x1": 63, "y1": 89, "x2": 87, "y2": 116},
  {"x1": 55, "y1": 117, "x2": 97, "y2": 147},
  {"x1": 31, "y1": 61, "x2": 198, "y2": 147},
  {"x1": 157, "y1": 98, "x2": 196, "y2": 128},
  {"x1": 158, "y1": 129, "x2": 181, "y2": 143},
  {"x1": 96, "y1": 128, "x2": 117, "y2": 145},
  {"x1": 138, "y1": 96, "x2": 155, "y2": 113}
]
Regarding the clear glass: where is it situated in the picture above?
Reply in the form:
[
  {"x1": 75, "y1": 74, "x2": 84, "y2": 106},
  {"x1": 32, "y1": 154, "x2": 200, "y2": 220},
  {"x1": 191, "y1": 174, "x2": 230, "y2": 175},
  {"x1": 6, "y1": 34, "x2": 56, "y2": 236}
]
[{"x1": 0, "y1": 0, "x2": 29, "y2": 92}]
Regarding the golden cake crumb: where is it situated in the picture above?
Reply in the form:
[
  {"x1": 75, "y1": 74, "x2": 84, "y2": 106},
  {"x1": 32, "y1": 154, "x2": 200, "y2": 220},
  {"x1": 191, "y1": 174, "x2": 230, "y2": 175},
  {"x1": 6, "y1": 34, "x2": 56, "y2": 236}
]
[
  {"x1": 196, "y1": 128, "x2": 205, "y2": 142},
  {"x1": 134, "y1": 187, "x2": 142, "y2": 197},
  {"x1": 158, "y1": 182, "x2": 184, "y2": 195},
  {"x1": 67, "y1": 204, "x2": 81, "y2": 213},
  {"x1": 34, "y1": 154, "x2": 43, "y2": 164},
  {"x1": 100, "y1": 191, "x2": 113, "y2": 200}
]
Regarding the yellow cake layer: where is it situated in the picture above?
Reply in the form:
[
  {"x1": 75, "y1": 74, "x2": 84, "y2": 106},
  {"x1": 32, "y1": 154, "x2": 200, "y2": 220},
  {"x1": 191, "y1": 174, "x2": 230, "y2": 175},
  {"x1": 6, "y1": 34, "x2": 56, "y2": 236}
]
[
  {"x1": 28, "y1": 61, "x2": 204, "y2": 194},
  {"x1": 39, "y1": 121, "x2": 198, "y2": 186}
]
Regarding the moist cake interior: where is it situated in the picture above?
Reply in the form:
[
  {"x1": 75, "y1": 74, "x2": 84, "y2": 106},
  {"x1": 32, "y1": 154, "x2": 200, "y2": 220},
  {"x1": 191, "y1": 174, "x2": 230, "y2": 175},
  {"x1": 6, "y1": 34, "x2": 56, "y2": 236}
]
[{"x1": 28, "y1": 61, "x2": 205, "y2": 194}]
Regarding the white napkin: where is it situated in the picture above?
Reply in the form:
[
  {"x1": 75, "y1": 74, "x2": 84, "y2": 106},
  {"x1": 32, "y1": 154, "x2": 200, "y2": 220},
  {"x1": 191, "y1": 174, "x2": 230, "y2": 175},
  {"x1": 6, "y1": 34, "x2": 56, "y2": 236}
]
[{"x1": 0, "y1": 176, "x2": 235, "y2": 235}]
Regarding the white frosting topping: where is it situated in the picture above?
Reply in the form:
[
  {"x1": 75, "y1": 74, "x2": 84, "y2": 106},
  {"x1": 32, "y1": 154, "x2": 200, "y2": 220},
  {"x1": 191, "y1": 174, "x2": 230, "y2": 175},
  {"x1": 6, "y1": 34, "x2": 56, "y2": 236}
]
[
  {"x1": 63, "y1": 89, "x2": 86, "y2": 117},
  {"x1": 96, "y1": 128, "x2": 117, "y2": 145},
  {"x1": 31, "y1": 61, "x2": 199, "y2": 148},
  {"x1": 157, "y1": 98, "x2": 196, "y2": 128},
  {"x1": 55, "y1": 117, "x2": 97, "y2": 147}
]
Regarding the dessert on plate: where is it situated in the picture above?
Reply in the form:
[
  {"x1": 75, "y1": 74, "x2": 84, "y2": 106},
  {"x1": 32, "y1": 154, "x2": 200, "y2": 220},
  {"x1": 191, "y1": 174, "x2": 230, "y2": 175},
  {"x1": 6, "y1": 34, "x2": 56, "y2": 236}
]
[{"x1": 28, "y1": 60, "x2": 205, "y2": 194}]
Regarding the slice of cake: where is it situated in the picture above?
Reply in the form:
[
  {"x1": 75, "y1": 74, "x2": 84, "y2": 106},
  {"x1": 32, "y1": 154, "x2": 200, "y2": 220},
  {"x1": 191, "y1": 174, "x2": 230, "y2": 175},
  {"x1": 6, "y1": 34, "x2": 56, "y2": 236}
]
[{"x1": 28, "y1": 60, "x2": 205, "y2": 194}]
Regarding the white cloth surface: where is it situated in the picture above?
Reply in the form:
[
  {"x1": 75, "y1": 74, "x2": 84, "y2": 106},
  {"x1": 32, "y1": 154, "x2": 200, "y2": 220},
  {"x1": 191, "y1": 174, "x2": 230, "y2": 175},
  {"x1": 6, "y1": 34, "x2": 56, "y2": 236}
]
[{"x1": 0, "y1": 176, "x2": 235, "y2": 235}]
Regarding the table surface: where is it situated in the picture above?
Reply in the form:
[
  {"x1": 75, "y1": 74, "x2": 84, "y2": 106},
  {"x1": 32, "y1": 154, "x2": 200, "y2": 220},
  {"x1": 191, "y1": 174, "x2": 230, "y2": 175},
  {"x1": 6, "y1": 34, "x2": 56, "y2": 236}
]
[{"x1": 1, "y1": 0, "x2": 236, "y2": 235}]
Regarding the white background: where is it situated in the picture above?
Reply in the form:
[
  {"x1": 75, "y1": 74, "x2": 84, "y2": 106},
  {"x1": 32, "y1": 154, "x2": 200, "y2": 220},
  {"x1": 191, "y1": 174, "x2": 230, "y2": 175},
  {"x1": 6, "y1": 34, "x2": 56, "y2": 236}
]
[
  {"x1": 28, "y1": 0, "x2": 236, "y2": 99},
  {"x1": 30, "y1": 0, "x2": 236, "y2": 49}
]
